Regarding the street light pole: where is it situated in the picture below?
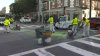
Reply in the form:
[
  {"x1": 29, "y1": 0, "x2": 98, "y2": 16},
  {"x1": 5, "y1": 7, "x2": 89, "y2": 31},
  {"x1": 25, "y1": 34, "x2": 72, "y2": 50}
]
[
  {"x1": 49, "y1": 0, "x2": 51, "y2": 17},
  {"x1": 89, "y1": 0, "x2": 92, "y2": 19}
]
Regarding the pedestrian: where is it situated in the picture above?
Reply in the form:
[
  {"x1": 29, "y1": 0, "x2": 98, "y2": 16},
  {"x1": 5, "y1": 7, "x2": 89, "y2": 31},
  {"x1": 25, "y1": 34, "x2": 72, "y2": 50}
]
[
  {"x1": 71, "y1": 15, "x2": 80, "y2": 36},
  {"x1": 47, "y1": 16, "x2": 55, "y2": 32},
  {"x1": 82, "y1": 17, "x2": 90, "y2": 37},
  {"x1": 4, "y1": 18, "x2": 11, "y2": 33}
]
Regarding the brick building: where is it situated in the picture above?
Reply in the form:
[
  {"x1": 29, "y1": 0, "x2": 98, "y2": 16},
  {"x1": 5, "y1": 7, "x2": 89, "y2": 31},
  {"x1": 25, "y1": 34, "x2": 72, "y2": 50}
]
[
  {"x1": 41, "y1": 0, "x2": 100, "y2": 21},
  {"x1": 42, "y1": 0, "x2": 82, "y2": 21}
]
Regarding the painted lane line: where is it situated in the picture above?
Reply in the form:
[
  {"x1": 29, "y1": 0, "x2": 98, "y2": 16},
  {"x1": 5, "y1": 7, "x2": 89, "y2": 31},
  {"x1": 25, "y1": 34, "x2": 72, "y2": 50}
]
[
  {"x1": 9, "y1": 48, "x2": 55, "y2": 56},
  {"x1": 8, "y1": 44, "x2": 58, "y2": 56},
  {"x1": 76, "y1": 39, "x2": 100, "y2": 48},
  {"x1": 89, "y1": 36, "x2": 100, "y2": 40},
  {"x1": 8, "y1": 49, "x2": 36, "y2": 56},
  {"x1": 58, "y1": 43, "x2": 100, "y2": 56},
  {"x1": 34, "y1": 48, "x2": 55, "y2": 56}
]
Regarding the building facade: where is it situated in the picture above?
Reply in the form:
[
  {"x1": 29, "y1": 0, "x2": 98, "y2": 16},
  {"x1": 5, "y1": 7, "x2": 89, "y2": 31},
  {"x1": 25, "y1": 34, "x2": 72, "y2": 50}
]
[
  {"x1": 41, "y1": 0, "x2": 100, "y2": 21},
  {"x1": 42, "y1": 0, "x2": 82, "y2": 21},
  {"x1": 81, "y1": 0, "x2": 100, "y2": 18}
]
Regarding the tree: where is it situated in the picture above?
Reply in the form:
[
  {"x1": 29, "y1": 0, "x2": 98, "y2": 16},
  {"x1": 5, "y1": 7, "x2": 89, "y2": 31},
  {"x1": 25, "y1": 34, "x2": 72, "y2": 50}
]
[{"x1": 10, "y1": 0, "x2": 37, "y2": 15}]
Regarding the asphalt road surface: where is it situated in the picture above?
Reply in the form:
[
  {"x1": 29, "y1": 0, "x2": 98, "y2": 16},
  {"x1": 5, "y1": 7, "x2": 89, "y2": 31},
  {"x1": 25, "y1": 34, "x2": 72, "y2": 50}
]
[
  {"x1": 0, "y1": 23, "x2": 99, "y2": 56},
  {"x1": 9, "y1": 35, "x2": 100, "y2": 56}
]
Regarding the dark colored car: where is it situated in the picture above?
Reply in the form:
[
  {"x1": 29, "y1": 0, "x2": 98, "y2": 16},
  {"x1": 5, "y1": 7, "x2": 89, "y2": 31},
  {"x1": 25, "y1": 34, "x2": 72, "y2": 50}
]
[{"x1": 89, "y1": 18, "x2": 100, "y2": 30}]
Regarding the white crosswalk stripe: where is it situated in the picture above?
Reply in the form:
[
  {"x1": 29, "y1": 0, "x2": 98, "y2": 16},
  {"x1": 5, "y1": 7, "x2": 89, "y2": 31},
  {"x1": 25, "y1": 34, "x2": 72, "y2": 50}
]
[
  {"x1": 9, "y1": 35, "x2": 100, "y2": 56},
  {"x1": 76, "y1": 39, "x2": 100, "y2": 48},
  {"x1": 58, "y1": 43, "x2": 100, "y2": 56},
  {"x1": 89, "y1": 36, "x2": 100, "y2": 40}
]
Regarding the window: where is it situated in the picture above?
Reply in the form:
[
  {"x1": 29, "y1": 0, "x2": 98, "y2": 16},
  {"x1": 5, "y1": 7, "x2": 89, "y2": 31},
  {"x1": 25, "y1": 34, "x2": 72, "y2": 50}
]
[
  {"x1": 51, "y1": 0, "x2": 56, "y2": 8},
  {"x1": 70, "y1": 0, "x2": 74, "y2": 7},
  {"x1": 57, "y1": 0, "x2": 62, "y2": 8},
  {"x1": 43, "y1": 2, "x2": 48, "y2": 10},
  {"x1": 64, "y1": 0, "x2": 69, "y2": 6},
  {"x1": 75, "y1": 0, "x2": 79, "y2": 6}
]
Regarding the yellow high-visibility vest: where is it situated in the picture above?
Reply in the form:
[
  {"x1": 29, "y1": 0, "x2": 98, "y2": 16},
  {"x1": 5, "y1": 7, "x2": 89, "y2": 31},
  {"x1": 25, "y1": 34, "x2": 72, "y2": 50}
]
[
  {"x1": 86, "y1": 19, "x2": 90, "y2": 26},
  {"x1": 4, "y1": 19, "x2": 10, "y2": 26},
  {"x1": 47, "y1": 17, "x2": 54, "y2": 24},
  {"x1": 72, "y1": 17, "x2": 79, "y2": 25}
]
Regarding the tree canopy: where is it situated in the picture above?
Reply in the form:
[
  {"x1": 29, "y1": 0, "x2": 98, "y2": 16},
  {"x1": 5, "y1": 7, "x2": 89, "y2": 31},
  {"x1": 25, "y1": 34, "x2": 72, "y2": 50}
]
[{"x1": 10, "y1": 0, "x2": 37, "y2": 15}]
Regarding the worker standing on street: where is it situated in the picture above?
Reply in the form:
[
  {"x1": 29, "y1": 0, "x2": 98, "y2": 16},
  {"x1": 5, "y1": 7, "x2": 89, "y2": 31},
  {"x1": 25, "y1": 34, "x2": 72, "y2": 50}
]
[
  {"x1": 82, "y1": 17, "x2": 90, "y2": 37},
  {"x1": 47, "y1": 16, "x2": 55, "y2": 32},
  {"x1": 72, "y1": 16, "x2": 80, "y2": 36},
  {"x1": 4, "y1": 18, "x2": 11, "y2": 33}
]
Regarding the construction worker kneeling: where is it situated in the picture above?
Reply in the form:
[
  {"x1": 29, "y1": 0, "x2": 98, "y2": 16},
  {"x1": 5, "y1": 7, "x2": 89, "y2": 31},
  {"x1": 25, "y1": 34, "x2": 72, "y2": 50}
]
[{"x1": 4, "y1": 18, "x2": 11, "y2": 33}]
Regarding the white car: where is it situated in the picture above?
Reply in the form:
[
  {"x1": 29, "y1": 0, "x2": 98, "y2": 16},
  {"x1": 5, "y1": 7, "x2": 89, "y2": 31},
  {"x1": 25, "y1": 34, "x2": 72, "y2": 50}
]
[
  {"x1": 0, "y1": 17, "x2": 5, "y2": 26},
  {"x1": 20, "y1": 17, "x2": 31, "y2": 23},
  {"x1": 55, "y1": 16, "x2": 72, "y2": 29}
]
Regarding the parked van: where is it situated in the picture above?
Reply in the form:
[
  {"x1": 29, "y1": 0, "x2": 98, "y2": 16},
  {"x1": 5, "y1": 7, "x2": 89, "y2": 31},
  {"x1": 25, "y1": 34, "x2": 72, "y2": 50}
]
[{"x1": 55, "y1": 16, "x2": 72, "y2": 29}]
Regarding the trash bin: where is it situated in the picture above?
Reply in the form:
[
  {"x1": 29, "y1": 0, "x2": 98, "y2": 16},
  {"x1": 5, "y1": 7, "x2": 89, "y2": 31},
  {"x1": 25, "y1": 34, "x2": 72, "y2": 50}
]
[
  {"x1": 35, "y1": 27, "x2": 44, "y2": 44},
  {"x1": 35, "y1": 26, "x2": 52, "y2": 46}
]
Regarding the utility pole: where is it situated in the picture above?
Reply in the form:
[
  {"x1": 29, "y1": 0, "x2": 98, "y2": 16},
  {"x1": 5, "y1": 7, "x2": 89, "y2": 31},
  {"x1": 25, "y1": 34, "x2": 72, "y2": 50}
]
[
  {"x1": 38, "y1": 0, "x2": 43, "y2": 24},
  {"x1": 49, "y1": 0, "x2": 51, "y2": 17},
  {"x1": 89, "y1": 0, "x2": 92, "y2": 19}
]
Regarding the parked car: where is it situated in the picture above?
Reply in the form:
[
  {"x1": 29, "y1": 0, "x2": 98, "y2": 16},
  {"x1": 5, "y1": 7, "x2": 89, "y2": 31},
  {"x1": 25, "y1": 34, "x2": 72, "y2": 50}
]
[
  {"x1": 89, "y1": 18, "x2": 100, "y2": 30},
  {"x1": 55, "y1": 16, "x2": 72, "y2": 29},
  {"x1": 20, "y1": 17, "x2": 31, "y2": 23},
  {"x1": 0, "y1": 17, "x2": 5, "y2": 26}
]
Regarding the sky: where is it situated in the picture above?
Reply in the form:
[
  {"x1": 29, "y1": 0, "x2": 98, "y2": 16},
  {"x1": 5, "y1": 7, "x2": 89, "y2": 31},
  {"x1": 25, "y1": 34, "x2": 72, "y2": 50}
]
[{"x1": 0, "y1": 0, "x2": 14, "y2": 13}]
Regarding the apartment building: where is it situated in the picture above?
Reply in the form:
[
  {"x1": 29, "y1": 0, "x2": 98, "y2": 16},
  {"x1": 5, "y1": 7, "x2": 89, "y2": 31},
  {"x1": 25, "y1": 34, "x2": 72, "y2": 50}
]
[
  {"x1": 41, "y1": 0, "x2": 100, "y2": 20},
  {"x1": 81, "y1": 0, "x2": 100, "y2": 18},
  {"x1": 42, "y1": 0, "x2": 82, "y2": 20}
]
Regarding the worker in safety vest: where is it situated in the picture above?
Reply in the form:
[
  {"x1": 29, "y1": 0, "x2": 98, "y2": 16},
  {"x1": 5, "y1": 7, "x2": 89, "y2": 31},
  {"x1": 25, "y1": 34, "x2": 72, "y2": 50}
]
[
  {"x1": 4, "y1": 18, "x2": 11, "y2": 33},
  {"x1": 82, "y1": 17, "x2": 90, "y2": 37},
  {"x1": 47, "y1": 16, "x2": 55, "y2": 32},
  {"x1": 72, "y1": 16, "x2": 80, "y2": 35}
]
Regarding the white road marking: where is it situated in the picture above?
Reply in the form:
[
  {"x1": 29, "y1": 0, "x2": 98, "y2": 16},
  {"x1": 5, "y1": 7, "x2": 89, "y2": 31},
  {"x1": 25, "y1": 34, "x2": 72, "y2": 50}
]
[
  {"x1": 58, "y1": 43, "x2": 100, "y2": 56},
  {"x1": 76, "y1": 39, "x2": 100, "y2": 48},
  {"x1": 89, "y1": 36, "x2": 100, "y2": 40},
  {"x1": 8, "y1": 35, "x2": 100, "y2": 56},
  {"x1": 8, "y1": 44, "x2": 58, "y2": 56},
  {"x1": 34, "y1": 48, "x2": 55, "y2": 56},
  {"x1": 9, "y1": 49, "x2": 36, "y2": 56}
]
